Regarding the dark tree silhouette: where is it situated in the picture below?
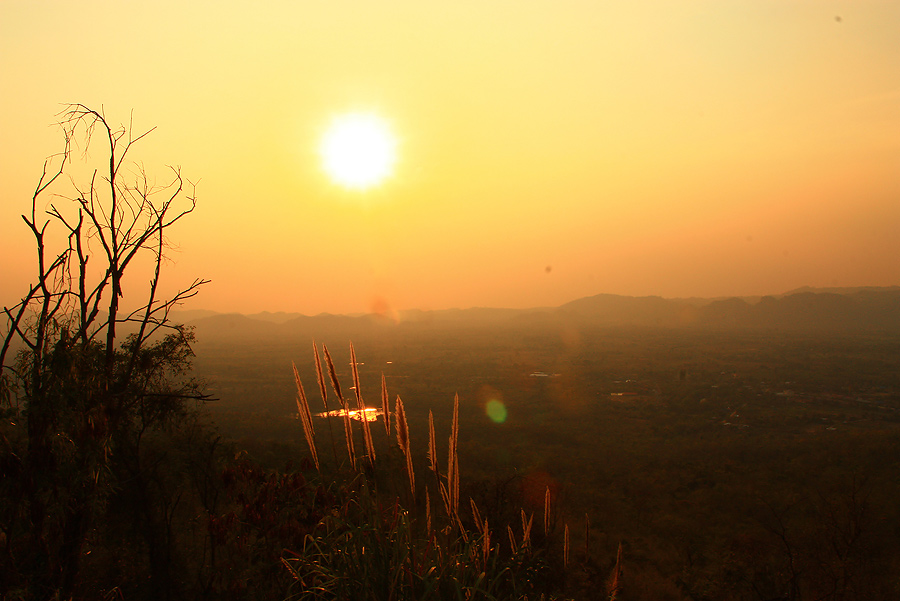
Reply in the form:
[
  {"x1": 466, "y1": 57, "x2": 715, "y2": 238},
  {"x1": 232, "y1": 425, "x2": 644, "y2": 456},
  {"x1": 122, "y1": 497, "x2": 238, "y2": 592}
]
[{"x1": 0, "y1": 105, "x2": 209, "y2": 601}]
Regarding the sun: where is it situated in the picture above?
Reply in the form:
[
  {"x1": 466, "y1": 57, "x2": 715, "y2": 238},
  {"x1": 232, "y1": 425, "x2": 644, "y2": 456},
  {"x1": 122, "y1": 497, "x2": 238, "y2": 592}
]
[{"x1": 320, "y1": 113, "x2": 396, "y2": 189}]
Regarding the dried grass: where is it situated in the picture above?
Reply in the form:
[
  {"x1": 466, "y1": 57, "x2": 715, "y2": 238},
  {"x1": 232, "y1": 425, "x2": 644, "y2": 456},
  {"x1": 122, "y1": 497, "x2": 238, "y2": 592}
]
[
  {"x1": 313, "y1": 342, "x2": 339, "y2": 465},
  {"x1": 425, "y1": 486, "x2": 432, "y2": 534},
  {"x1": 394, "y1": 394, "x2": 415, "y2": 498},
  {"x1": 323, "y1": 344, "x2": 356, "y2": 470},
  {"x1": 543, "y1": 485, "x2": 551, "y2": 537},
  {"x1": 341, "y1": 403, "x2": 357, "y2": 470},
  {"x1": 584, "y1": 512, "x2": 590, "y2": 560},
  {"x1": 470, "y1": 497, "x2": 484, "y2": 536},
  {"x1": 438, "y1": 478, "x2": 452, "y2": 523},
  {"x1": 313, "y1": 342, "x2": 329, "y2": 411},
  {"x1": 431, "y1": 406, "x2": 455, "y2": 523},
  {"x1": 448, "y1": 393, "x2": 460, "y2": 519},
  {"x1": 521, "y1": 509, "x2": 533, "y2": 552},
  {"x1": 287, "y1": 342, "x2": 610, "y2": 598},
  {"x1": 350, "y1": 342, "x2": 376, "y2": 465},
  {"x1": 608, "y1": 541, "x2": 624, "y2": 600},
  {"x1": 482, "y1": 517, "x2": 490, "y2": 570},
  {"x1": 380, "y1": 373, "x2": 390, "y2": 437},
  {"x1": 427, "y1": 410, "x2": 439, "y2": 475},
  {"x1": 292, "y1": 361, "x2": 319, "y2": 472},
  {"x1": 322, "y1": 344, "x2": 344, "y2": 408}
]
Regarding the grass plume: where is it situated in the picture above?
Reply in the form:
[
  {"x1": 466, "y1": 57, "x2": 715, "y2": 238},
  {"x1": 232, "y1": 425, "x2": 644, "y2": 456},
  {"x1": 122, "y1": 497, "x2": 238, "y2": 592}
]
[
  {"x1": 313, "y1": 341, "x2": 339, "y2": 466},
  {"x1": 350, "y1": 342, "x2": 376, "y2": 466},
  {"x1": 323, "y1": 344, "x2": 356, "y2": 470},
  {"x1": 470, "y1": 497, "x2": 484, "y2": 536},
  {"x1": 394, "y1": 394, "x2": 415, "y2": 498},
  {"x1": 425, "y1": 487, "x2": 432, "y2": 534},
  {"x1": 521, "y1": 509, "x2": 533, "y2": 553},
  {"x1": 584, "y1": 512, "x2": 590, "y2": 560},
  {"x1": 341, "y1": 401, "x2": 357, "y2": 470},
  {"x1": 292, "y1": 361, "x2": 319, "y2": 472},
  {"x1": 543, "y1": 485, "x2": 551, "y2": 537},
  {"x1": 313, "y1": 342, "x2": 329, "y2": 411},
  {"x1": 322, "y1": 344, "x2": 344, "y2": 408},
  {"x1": 608, "y1": 542, "x2": 624, "y2": 600},
  {"x1": 482, "y1": 517, "x2": 491, "y2": 571},
  {"x1": 427, "y1": 409, "x2": 439, "y2": 475},
  {"x1": 448, "y1": 393, "x2": 460, "y2": 519},
  {"x1": 381, "y1": 373, "x2": 390, "y2": 438}
]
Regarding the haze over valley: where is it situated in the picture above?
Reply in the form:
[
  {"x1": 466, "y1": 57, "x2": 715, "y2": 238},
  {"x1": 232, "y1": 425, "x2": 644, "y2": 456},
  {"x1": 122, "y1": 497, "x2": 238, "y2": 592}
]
[{"x1": 3, "y1": 2, "x2": 899, "y2": 598}]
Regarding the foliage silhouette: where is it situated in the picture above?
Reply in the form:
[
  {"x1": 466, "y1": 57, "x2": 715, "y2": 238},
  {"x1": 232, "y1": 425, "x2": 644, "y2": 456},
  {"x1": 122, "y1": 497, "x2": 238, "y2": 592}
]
[{"x1": 0, "y1": 105, "x2": 208, "y2": 600}]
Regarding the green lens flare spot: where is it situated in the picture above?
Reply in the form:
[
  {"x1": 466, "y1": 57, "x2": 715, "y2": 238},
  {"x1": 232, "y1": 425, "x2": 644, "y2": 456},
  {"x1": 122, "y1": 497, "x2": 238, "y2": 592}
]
[{"x1": 486, "y1": 399, "x2": 507, "y2": 423}]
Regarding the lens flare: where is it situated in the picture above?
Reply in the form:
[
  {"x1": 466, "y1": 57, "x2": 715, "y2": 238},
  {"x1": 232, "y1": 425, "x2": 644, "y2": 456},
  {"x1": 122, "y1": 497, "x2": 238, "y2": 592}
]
[{"x1": 486, "y1": 399, "x2": 507, "y2": 423}]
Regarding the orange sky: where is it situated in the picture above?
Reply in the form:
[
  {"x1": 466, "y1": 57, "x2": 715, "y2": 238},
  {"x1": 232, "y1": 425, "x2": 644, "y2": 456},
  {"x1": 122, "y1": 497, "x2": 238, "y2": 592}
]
[{"x1": 2, "y1": 1, "x2": 898, "y2": 315}]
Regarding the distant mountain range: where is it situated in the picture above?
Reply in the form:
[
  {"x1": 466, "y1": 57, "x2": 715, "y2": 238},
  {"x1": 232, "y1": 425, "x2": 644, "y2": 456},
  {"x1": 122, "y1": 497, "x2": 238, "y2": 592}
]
[{"x1": 172, "y1": 287, "x2": 900, "y2": 340}]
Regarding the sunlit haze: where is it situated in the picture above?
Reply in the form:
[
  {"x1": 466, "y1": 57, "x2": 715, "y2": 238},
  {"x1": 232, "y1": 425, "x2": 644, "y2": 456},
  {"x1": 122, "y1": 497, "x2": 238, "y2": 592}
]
[{"x1": 2, "y1": 1, "x2": 898, "y2": 316}]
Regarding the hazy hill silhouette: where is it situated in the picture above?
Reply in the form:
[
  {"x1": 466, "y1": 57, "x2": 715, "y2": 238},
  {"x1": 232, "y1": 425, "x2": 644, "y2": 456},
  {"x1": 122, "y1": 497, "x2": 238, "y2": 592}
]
[
  {"x1": 697, "y1": 290, "x2": 900, "y2": 331},
  {"x1": 556, "y1": 293, "x2": 698, "y2": 326},
  {"x1": 176, "y1": 287, "x2": 900, "y2": 341}
]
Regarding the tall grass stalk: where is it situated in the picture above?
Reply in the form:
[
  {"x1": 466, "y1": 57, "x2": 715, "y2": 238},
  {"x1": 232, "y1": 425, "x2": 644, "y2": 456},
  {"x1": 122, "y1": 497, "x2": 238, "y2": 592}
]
[
  {"x1": 350, "y1": 342, "x2": 376, "y2": 466},
  {"x1": 521, "y1": 509, "x2": 533, "y2": 553},
  {"x1": 470, "y1": 497, "x2": 484, "y2": 536},
  {"x1": 425, "y1": 487, "x2": 432, "y2": 534},
  {"x1": 341, "y1": 402, "x2": 357, "y2": 471},
  {"x1": 427, "y1": 410, "x2": 439, "y2": 475},
  {"x1": 381, "y1": 373, "x2": 390, "y2": 437},
  {"x1": 432, "y1": 406, "x2": 452, "y2": 521},
  {"x1": 322, "y1": 344, "x2": 343, "y2": 405},
  {"x1": 394, "y1": 394, "x2": 415, "y2": 499},
  {"x1": 482, "y1": 517, "x2": 491, "y2": 571},
  {"x1": 313, "y1": 341, "x2": 340, "y2": 466},
  {"x1": 608, "y1": 542, "x2": 624, "y2": 601},
  {"x1": 323, "y1": 344, "x2": 356, "y2": 471},
  {"x1": 544, "y1": 485, "x2": 551, "y2": 537},
  {"x1": 584, "y1": 512, "x2": 590, "y2": 560},
  {"x1": 448, "y1": 393, "x2": 460, "y2": 519},
  {"x1": 292, "y1": 361, "x2": 319, "y2": 472}
]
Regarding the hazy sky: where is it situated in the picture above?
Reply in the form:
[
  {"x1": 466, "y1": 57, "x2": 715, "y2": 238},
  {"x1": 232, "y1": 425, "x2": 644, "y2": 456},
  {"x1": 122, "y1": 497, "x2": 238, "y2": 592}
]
[{"x1": 2, "y1": 1, "x2": 898, "y2": 316}]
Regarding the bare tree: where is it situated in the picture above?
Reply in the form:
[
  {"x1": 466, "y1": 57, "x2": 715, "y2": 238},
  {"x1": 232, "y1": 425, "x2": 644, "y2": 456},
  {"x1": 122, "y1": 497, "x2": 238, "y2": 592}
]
[{"x1": 0, "y1": 104, "x2": 209, "y2": 600}]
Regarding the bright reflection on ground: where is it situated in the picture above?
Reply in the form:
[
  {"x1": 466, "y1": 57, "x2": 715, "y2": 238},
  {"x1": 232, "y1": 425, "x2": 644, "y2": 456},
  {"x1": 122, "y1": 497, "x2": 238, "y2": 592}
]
[{"x1": 317, "y1": 407, "x2": 382, "y2": 422}]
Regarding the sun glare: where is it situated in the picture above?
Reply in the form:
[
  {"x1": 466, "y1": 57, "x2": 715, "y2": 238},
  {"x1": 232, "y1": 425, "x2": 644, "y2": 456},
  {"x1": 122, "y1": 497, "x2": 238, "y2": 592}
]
[{"x1": 320, "y1": 113, "x2": 396, "y2": 189}]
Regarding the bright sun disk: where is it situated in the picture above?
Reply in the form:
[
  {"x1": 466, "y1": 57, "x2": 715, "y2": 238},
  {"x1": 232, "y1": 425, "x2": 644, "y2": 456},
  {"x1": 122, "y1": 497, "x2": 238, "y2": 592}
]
[{"x1": 320, "y1": 113, "x2": 396, "y2": 190}]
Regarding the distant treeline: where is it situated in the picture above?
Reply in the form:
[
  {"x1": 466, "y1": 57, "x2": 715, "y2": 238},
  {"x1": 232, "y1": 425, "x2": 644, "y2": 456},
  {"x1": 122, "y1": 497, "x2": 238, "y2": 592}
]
[{"x1": 178, "y1": 287, "x2": 900, "y2": 340}]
